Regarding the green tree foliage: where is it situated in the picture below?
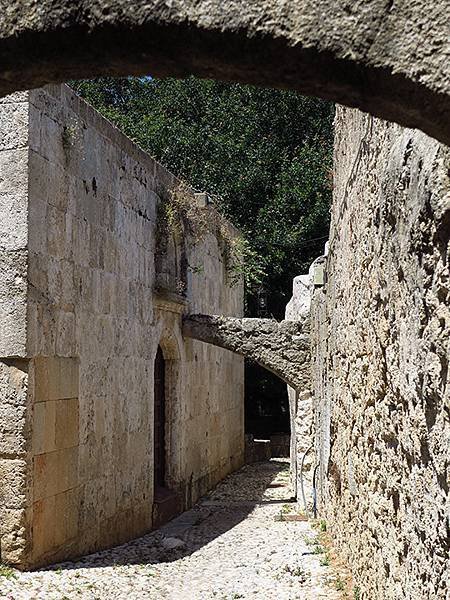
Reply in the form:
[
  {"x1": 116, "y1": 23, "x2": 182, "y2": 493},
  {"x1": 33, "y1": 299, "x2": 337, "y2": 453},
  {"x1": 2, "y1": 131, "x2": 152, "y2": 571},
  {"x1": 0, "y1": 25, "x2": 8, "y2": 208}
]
[{"x1": 71, "y1": 76, "x2": 334, "y2": 318}]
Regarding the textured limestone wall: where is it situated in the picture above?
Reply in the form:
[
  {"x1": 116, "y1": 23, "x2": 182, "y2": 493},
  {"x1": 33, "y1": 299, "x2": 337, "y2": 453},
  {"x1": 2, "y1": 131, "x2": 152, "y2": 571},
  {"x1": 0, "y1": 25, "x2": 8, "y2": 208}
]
[
  {"x1": 0, "y1": 85, "x2": 244, "y2": 568},
  {"x1": 311, "y1": 107, "x2": 449, "y2": 599},
  {"x1": 284, "y1": 268, "x2": 318, "y2": 505},
  {"x1": 0, "y1": 92, "x2": 33, "y2": 566},
  {"x1": 176, "y1": 231, "x2": 244, "y2": 506}
]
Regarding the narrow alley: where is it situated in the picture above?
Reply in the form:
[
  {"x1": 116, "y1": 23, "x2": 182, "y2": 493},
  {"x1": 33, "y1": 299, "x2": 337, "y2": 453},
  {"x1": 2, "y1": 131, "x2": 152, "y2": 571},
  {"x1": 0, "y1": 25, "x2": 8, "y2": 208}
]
[{"x1": 0, "y1": 460, "x2": 346, "y2": 600}]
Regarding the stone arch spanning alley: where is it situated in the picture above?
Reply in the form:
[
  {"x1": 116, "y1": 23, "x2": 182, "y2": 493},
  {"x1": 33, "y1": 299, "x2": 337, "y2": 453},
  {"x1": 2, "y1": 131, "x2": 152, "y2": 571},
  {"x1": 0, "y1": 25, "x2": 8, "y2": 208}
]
[
  {"x1": 0, "y1": 2, "x2": 448, "y2": 598},
  {"x1": 0, "y1": 0, "x2": 449, "y2": 146},
  {"x1": 183, "y1": 314, "x2": 310, "y2": 390},
  {"x1": 182, "y1": 312, "x2": 314, "y2": 506}
]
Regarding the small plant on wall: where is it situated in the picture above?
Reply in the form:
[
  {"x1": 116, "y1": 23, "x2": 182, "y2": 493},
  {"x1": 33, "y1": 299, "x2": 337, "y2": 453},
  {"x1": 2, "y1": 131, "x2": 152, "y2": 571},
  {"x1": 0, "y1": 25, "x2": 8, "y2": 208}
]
[
  {"x1": 61, "y1": 117, "x2": 83, "y2": 157},
  {"x1": 157, "y1": 181, "x2": 265, "y2": 291}
]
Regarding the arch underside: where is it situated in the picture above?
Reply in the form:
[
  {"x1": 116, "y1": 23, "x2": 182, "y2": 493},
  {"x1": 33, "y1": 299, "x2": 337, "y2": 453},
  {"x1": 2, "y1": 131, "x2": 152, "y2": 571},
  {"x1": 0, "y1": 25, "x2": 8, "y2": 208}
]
[
  {"x1": 0, "y1": 1, "x2": 449, "y2": 146},
  {"x1": 182, "y1": 314, "x2": 310, "y2": 390}
]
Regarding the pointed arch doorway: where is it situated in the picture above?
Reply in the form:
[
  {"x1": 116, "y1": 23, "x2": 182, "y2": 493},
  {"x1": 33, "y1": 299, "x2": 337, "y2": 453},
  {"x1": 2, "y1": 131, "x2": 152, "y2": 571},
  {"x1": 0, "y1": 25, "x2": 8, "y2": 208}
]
[
  {"x1": 152, "y1": 344, "x2": 182, "y2": 527},
  {"x1": 154, "y1": 346, "x2": 166, "y2": 491}
]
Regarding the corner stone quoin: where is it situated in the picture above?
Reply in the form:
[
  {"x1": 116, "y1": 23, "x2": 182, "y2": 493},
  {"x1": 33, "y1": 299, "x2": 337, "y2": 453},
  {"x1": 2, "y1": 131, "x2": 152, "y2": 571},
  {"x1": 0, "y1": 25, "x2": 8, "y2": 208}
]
[{"x1": 182, "y1": 314, "x2": 310, "y2": 390}]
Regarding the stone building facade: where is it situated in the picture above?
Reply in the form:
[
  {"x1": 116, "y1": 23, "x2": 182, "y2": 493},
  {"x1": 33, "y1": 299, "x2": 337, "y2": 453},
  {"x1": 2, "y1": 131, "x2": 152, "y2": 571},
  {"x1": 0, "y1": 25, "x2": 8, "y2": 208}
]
[
  {"x1": 309, "y1": 107, "x2": 449, "y2": 599},
  {"x1": 0, "y1": 84, "x2": 244, "y2": 569}
]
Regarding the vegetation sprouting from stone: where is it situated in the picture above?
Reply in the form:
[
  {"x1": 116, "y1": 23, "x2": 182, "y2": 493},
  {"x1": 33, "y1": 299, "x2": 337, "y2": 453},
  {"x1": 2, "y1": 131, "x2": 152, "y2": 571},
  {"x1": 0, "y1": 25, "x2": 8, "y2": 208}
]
[
  {"x1": 0, "y1": 564, "x2": 16, "y2": 579},
  {"x1": 157, "y1": 181, "x2": 264, "y2": 288},
  {"x1": 71, "y1": 76, "x2": 334, "y2": 318}
]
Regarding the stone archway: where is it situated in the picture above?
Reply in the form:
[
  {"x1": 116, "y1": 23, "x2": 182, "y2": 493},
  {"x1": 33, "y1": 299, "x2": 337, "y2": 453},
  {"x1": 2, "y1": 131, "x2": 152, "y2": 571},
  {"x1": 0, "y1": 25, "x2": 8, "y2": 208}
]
[
  {"x1": 151, "y1": 342, "x2": 184, "y2": 528},
  {"x1": 182, "y1": 314, "x2": 310, "y2": 390},
  {"x1": 0, "y1": 1, "x2": 449, "y2": 146},
  {"x1": 153, "y1": 298, "x2": 185, "y2": 494},
  {"x1": 182, "y1": 313, "x2": 312, "y2": 499},
  {"x1": 153, "y1": 346, "x2": 167, "y2": 492}
]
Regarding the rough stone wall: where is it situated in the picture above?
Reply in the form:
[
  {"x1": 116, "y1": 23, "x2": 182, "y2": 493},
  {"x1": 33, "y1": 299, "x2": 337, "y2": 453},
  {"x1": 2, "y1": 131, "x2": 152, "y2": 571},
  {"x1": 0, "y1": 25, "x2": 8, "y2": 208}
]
[
  {"x1": 0, "y1": 84, "x2": 244, "y2": 568},
  {"x1": 285, "y1": 270, "x2": 317, "y2": 505},
  {"x1": 0, "y1": 92, "x2": 33, "y2": 566},
  {"x1": 311, "y1": 107, "x2": 449, "y2": 599}
]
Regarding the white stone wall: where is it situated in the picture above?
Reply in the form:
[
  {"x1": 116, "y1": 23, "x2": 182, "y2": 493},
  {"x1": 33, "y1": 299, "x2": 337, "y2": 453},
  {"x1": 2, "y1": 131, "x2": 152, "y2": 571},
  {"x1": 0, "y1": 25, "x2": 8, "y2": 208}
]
[
  {"x1": 285, "y1": 273, "x2": 313, "y2": 507},
  {"x1": 0, "y1": 85, "x2": 244, "y2": 568},
  {"x1": 0, "y1": 92, "x2": 33, "y2": 566},
  {"x1": 311, "y1": 107, "x2": 449, "y2": 599}
]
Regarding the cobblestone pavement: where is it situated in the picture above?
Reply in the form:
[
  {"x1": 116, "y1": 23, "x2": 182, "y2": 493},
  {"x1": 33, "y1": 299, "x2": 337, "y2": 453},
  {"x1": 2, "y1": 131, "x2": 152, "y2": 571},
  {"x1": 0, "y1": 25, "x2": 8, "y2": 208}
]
[{"x1": 0, "y1": 460, "x2": 343, "y2": 600}]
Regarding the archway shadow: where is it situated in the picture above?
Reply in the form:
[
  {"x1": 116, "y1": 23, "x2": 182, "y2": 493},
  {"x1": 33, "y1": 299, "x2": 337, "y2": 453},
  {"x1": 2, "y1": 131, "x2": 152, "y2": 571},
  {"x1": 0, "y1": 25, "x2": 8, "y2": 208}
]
[{"x1": 42, "y1": 459, "x2": 294, "y2": 572}]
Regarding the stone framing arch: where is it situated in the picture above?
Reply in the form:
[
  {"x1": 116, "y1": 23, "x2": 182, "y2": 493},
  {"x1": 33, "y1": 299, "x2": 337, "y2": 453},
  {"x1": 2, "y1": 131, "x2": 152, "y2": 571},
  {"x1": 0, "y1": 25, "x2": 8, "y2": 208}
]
[
  {"x1": 152, "y1": 298, "x2": 186, "y2": 490},
  {"x1": 182, "y1": 314, "x2": 310, "y2": 390},
  {"x1": 0, "y1": 1, "x2": 449, "y2": 145},
  {"x1": 157, "y1": 332, "x2": 182, "y2": 363},
  {"x1": 152, "y1": 344, "x2": 181, "y2": 490}
]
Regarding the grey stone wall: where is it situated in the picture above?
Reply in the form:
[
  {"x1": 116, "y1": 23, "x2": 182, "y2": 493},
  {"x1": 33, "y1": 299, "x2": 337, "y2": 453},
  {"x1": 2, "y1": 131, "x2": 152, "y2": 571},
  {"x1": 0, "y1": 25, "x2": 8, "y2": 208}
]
[
  {"x1": 311, "y1": 107, "x2": 449, "y2": 599},
  {"x1": 0, "y1": 84, "x2": 244, "y2": 568}
]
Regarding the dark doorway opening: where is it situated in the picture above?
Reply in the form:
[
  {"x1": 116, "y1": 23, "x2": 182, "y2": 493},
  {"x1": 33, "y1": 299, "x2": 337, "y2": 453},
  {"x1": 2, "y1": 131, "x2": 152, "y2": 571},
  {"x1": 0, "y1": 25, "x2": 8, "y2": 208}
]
[
  {"x1": 152, "y1": 345, "x2": 182, "y2": 526},
  {"x1": 154, "y1": 345, "x2": 166, "y2": 490},
  {"x1": 244, "y1": 360, "x2": 290, "y2": 460}
]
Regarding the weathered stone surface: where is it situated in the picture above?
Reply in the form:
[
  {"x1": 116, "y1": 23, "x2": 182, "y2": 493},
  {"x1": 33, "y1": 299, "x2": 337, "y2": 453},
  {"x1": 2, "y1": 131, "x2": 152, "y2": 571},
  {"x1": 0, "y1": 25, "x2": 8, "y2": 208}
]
[
  {"x1": 285, "y1": 275, "x2": 311, "y2": 320},
  {"x1": 183, "y1": 314, "x2": 310, "y2": 389},
  {"x1": 0, "y1": 2, "x2": 449, "y2": 144},
  {"x1": 0, "y1": 84, "x2": 244, "y2": 569},
  {"x1": 0, "y1": 507, "x2": 30, "y2": 565},
  {"x1": 0, "y1": 94, "x2": 29, "y2": 358},
  {"x1": 0, "y1": 359, "x2": 32, "y2": 564},
  {"x1": 0, "y1": 459, "x2": 28, "y2": 509},
  {"x1": 284, "y1": 262, "x2": 320, "y2": 505},
  {"x1": 311, "y1": 107, "x2": 450, "y2": 599}
]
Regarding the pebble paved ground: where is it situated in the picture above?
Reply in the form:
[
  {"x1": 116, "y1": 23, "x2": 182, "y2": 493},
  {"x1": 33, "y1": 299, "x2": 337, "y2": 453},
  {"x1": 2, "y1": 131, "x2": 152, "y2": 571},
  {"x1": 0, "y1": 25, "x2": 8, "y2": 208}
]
[{"x1": 0, "y1": 459, "x2": 344, "y2": 600}]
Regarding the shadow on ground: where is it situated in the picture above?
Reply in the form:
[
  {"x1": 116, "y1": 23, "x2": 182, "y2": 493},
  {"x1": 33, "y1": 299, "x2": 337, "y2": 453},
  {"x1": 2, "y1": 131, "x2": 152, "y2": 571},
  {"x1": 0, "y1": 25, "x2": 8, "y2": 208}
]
[{"x1": 40, "y1": 459, "x2": 294, "y2": 572}]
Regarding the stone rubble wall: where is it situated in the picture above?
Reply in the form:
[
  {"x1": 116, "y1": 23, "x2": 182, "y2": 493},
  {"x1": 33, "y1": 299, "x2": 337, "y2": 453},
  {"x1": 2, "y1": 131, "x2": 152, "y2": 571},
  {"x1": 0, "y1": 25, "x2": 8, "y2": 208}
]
[
  {"x1": 311, "y1": 106, "x2": 449, "y2": 599},
  {"x1": 0, "y1": 84, "x2": 244, "y2": 568}
]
